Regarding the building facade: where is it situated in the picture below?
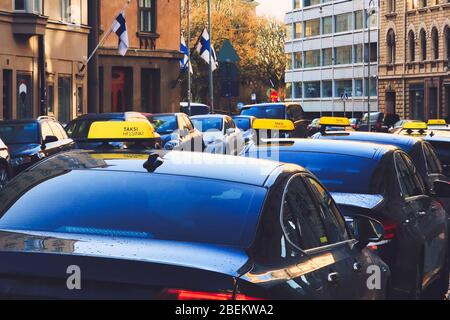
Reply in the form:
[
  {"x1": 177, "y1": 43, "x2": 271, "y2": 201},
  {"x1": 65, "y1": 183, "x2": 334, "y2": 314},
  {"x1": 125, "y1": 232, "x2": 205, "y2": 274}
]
[
  {"x1": 285, "y1": 0, "x2": 379, "y2": 117},
  {"x1": 88, "y1": 0, "x2": 182, "y2": 115},
  {"x1": 0, "y1": 0, "x2": 89, "y2": 123},
  {"x1": 378, "y1": 0, "x2": 450, "y2": 121}
]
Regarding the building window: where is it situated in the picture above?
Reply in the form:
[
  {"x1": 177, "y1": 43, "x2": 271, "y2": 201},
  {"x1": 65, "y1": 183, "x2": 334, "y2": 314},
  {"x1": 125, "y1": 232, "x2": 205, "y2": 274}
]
[
  {"x1": 304, "y1": 82, "x2": 320, "y2": 98},
  {"x1": 408, "y1": 30, "x2": 415, "y2": 62},
  {"x1": 446, "y1": 26, "x2": 450, "y2": 61},
  {"x1": 139, "y1": 0, "x2": 156, "y2": 33},
  {"x1": 304, "y1": 18, "x2": 320, "y2": 37},
  {"x1": 420, "y1": 29, "x2": 427, "y2": 61},
  {"x1": 335, "y1": 46, "x2": 352, "y2": 65},
  {"x1": 61, "y1": 0, "x2": 71, "y2": 22},
  {"x1": 286, "y1": 53, "x2": 293, "y2": 70},
  {"x1": 322, "y1": 81, "x2": 333, "y2": 98},
  {"x1": 387, "y1": 29, "x2": 396, "y2": 64},
  {"x1": 286, "y1": 83, "x2": 292, "y2": 99},
  {"x1": 387, "y1": 0, "x2": 396, "y2": 12},
  {"x1": 294, "y1": 52, "x2": 303, "y2": 69},
  {"x1": 14, "y1": 0, "x2": 26, "y2": 10},
  {"x1": 322, "y1": 16, "x2": 332, "y2": 35},
  {"x1": 431, "y1": 27, "x2": 439, "y2": 60},
  {"x1": 47, "y1": 82, "x2": 54, "y2": 114},
  {"x1": 335, "y1": 80, "x2": 352, "y2": 98},
  {"x1": 354, "y1": 79, "x2": 364, "y2": 97},
  {"x1": 355, "y1": 11, "x2": 365, "y2": 30},
  {"x1": 322, "y1": 48, "x2": 333, "y2": 66},
  {"x1": 294, "y1": 22, "x2": 302, "y2": 38},
  {"x1": 304, "y1": 50, "x2": 320, "y2": 68},
  {"x1": 293, "y1": 82, "x2": 302, "y2": 99},
  {"x1": 354, "y1": 44, "x2": 364, "y2": 63},
  {"x1": 14, "y1": 0, "x2": 43, "y2": 13},
  {"x1": 335, "y1": 13, "x2": 352, "y2": 33}
]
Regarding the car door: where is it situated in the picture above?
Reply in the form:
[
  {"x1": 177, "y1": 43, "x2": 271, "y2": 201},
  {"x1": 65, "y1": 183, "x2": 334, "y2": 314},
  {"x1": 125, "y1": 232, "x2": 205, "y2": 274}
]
[
  {"x1": 395, "y1": 152, "x2": 447, "y2": 288},
  {"x1": 279, "y1": 173, "x2": 356, "y2": 299},
  {"x1": 183, "y1": 115, "x2": 202, "y2": 152}
]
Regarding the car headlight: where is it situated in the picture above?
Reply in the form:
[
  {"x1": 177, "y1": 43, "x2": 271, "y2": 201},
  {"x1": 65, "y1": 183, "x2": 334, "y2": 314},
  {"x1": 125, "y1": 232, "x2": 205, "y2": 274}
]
[
  {"x1": 11, "y1": 156, "x2": 33, "y2": 167},
  {"x1": 164, "y1": 140, "x2": 180, "y2": 151}
]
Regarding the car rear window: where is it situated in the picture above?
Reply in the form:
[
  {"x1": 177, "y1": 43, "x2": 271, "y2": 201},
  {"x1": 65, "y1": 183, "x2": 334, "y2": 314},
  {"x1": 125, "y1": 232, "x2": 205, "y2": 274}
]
[
  {"x1": 247, "y1": 150, "x2": 379, "y2": 194},
  {"x1": 241, "y1": 105, "x2": 286, "y2": 119},
  {"x1": 0, "y1": 170, "x2": 266, "y2": 247},
  {"x1": 233, "y1": 118, "x2": 251, "y2": 131},
  {"x1": 0, "y1": 123, "x2": 39, "y2": 144}
]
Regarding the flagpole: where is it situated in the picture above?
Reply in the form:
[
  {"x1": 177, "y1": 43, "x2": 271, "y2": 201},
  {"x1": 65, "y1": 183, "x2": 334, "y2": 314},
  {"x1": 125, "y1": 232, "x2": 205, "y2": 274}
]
[
  {"x1": 187, "y1": 0, "x2": 192, "y2": 114},
  {"x1": 207, "y1": 0, "x2": 214, "y2": 113},
  {"x1": 79, "y1": 0, "x2": 132, "y2": 74}
]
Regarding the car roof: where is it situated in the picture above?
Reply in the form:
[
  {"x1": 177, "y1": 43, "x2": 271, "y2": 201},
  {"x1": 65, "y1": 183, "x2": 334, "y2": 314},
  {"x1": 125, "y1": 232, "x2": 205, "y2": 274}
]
[
  {"x1": 35, "y1": 150, "x2": 289, "y2": 187},
  {"x1": 316, "y1": 131, "x2": 420, "y2": 153},
  {"x1": 242, "y1": 103, "x2": 300, "y2": 109},
  {"x1": 191, "y1": 114, "x2": 229, "y2": 119},
  {"x1": 73, "y1": 112, "x2": 146, "y2": 120},
  {"x1": 180, "y1": 102, "x2": 209, "y2": 107},
  {"x1": 247, "y1": 138, "x2": 397, "y2": 161},
  {"x1": 0, "y1": 119, "x2": 40, "y2": 124},
  {"x1": 150, "y1": 113, "x2": 182, "y2": 117}
]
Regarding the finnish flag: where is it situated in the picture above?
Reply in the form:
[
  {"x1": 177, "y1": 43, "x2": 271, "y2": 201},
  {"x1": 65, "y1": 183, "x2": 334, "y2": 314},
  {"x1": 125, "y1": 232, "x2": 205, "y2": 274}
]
[
  {"x1": 112, "y1": 12, "x2": 129, "y2": 56},
  {"x1": 180, "y1": 33, "x2": 193, "y2": 73},
  {"x1": 196, "y1": 28, "x2": 218, "y2": 72}
]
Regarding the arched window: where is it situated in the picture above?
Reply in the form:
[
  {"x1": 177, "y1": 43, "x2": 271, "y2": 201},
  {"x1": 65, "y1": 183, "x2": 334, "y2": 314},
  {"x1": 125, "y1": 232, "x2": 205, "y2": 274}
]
[
  {"x1": 387, "y1": 29, "x2": 396, "y2": 64},
  {"x1": 431, "y1": 27, "x2": 439, "y2": 60},
  {"x1": 445, "y1": 26, "x2": 450, "y2": 61},
  {"x1": 408, "y1": 30, "x2": 415, "y2": 62},
  {"x1": 420, "y1": 29, "x2": 427, "y2": 61}
]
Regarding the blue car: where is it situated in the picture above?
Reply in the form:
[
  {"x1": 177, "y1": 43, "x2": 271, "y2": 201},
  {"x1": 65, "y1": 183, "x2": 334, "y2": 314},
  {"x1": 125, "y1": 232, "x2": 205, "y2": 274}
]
[
  {"x1": 245, "y1": 139, "x2": 449, "y2": 299},
  {"x1": 0, "y1": 150, "x2": 388, "y2": 300},
  {"x1": 0, "y1": 138, "x2": 11, "y2": 189}
]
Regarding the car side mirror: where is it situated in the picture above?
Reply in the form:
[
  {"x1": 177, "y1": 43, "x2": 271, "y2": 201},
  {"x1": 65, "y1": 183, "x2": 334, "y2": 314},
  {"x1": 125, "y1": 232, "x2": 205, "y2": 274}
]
[
  {"x1": 434, "y1": 180, "x2": 450, "y2": 198},
  {"x1": 348, "y1": 214, "x2": 384, "y2": 250},
  {"x1": 43, "y1": 135, "x2": 58, "y2": 145}
]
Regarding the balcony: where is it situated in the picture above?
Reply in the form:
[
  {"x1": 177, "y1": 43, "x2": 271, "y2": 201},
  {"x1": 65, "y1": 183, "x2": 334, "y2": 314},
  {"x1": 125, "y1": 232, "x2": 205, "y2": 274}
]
[{"x1": 12, "y1": 12, "x2": 48, "y2": 36}]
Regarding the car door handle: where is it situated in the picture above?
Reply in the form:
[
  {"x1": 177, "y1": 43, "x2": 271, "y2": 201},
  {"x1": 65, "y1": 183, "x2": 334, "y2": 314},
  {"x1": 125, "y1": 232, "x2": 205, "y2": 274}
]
[
  {"x1": 353, "y1": 262, "x2": 363, "y2": 273},
  {"x1": 327, "y1": 272, "x2": 340, "y2": 285}
]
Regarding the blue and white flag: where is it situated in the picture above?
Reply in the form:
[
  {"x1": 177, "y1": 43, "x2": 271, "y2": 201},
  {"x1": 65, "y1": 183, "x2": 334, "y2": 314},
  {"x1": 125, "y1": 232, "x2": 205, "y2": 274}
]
[
  {"x1": 180, "y1": 33, "x2": 193, "y2": 73},
  {"x1": 112, "y1": 12, "x2": 129, "y2": 56},
  {"x1": 196, "y1": 28, "x2": 218, "y2": 72}
]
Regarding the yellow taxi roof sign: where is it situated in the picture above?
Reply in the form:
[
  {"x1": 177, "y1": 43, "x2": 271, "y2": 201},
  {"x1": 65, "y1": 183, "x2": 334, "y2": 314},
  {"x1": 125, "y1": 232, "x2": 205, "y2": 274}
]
[
  {"x1": 403, "y1": 122, "x2": 427, "y2": 130},
  {"x1": 252, "y1": 119, "x2": 295, "y2": 131},
  {"x1": 427, "y1": 119, "x2": 447, "y2": 126},
  {"x1": 88, "y1": 121, "x2": 160, "y2": 140},
  {"x1": 319, "y1": 117, "x2": 351, "y2": 127}
]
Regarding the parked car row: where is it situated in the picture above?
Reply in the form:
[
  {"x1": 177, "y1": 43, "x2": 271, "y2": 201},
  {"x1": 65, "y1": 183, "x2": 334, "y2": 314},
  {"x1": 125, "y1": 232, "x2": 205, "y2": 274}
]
[{"x1": 0, "y1": 105, "x2": 448, "y2": 300}]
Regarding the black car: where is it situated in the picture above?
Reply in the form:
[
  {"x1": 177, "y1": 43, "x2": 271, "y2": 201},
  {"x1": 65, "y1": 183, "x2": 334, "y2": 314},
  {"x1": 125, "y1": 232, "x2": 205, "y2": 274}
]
[
  {"x1": 0, "y1": 150, "x2": 388, "y2": 300},
  {"x1": 359, "y1": 112, "x2": 389, "y2": 133},
  {"x1": 0, "y1": 138, "x2": 12, "y2": 189},
  {"x1": 245, "y1": 139, "x2": 449, "y2": 299},
  {"x1": 0, "y1": 117, "x2": 74, "y2": 175},
  {"x1": 65, "y1": 112, "x2": 156, "y2": 150},
  {"x1": 145, "y1": 113, "x2": 204, "y2": 151}
]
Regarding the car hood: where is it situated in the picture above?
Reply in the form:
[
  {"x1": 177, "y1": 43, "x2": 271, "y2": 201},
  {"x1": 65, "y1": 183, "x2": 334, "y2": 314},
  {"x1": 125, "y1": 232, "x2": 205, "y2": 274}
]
[{"x1": 7, "y1": 144, "x2": 41, "y2": 157}]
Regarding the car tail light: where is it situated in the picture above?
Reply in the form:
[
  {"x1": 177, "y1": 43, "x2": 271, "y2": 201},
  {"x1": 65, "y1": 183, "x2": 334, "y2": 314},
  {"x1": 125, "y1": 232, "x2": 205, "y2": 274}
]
[
  {"x1": 161, "y1": 289, "x2": 265, "y2": 301},
  {"x1": 381, "y1": 219, "x2": 398, "y2": 240}
]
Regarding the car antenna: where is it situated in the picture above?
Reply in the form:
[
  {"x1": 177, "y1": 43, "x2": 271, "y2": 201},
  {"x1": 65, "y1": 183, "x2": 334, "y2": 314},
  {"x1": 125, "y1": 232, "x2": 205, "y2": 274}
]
[{"x1": 143, "y1": 153, "x2": 164, "y2": 173}]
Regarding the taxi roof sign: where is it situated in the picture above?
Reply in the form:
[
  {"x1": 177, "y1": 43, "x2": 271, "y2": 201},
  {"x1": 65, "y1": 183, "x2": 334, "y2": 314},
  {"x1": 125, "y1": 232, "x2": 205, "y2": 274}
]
[
  {"x1": 427, "y1": 119, "x2": 447, "y2": 126},
  {"x1": 403, "y1": 122, "x2": 427, "y2": 130},
  {"x1": 252, "y1": 119, "x2": 295, "y2": 131},
  {"x1": 319, "y1": 117, "x2": 351, "y2": 127},
  {"x1": 88, "y1": 121, "x2": 160, "y2": 140}
]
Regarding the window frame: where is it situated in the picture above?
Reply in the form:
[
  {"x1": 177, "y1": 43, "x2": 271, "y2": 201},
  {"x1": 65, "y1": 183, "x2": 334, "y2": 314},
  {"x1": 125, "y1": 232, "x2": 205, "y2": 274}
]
[{"x1": 138, "y1": 0, "x2": 157, "y2": 33}]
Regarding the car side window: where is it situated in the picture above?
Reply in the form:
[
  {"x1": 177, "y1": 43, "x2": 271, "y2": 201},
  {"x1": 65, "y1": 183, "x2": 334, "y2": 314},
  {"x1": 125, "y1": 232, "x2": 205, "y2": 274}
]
[
  {"x1": 41, "y1": 122, "x2": 53, "y2": 140},
  {"x1": 184, "y1": 117, "x2": 194, "y2": 131},
  {"x1": 394, "y1": 152, "x2": 424, "y2": 198},
  {"x1": 281, "y1": 174, "x2": 330, "y2": 251},
  {"x1": 401, "y1": 153, "x2": 426, "y2": 195},
  {"x1": 48, "y1": 122, "x2": 63, "y2": 140},
  {"x1": 423, "y1": 143, "x2": 442, "y2": 174},
  {"x1": 306, "y1": 177, "x2": 350, "y2": 243}
]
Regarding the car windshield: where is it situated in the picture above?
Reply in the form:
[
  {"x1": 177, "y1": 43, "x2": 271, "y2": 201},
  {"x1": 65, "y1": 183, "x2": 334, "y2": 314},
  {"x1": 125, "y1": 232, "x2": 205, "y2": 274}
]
[
  {"x1": 181, "y1": 105, "x2": 209, "y2": 116},
  {"x1": 192, "y1": 118, "x2": 223, "y2": 132},
  {"x1": 362, "y1": 113, "x2": 382, "y2": 123},
  {"x1": 150, "y1": 115, "x2": 178, "y2": 134},
  {"x1": 241, "y1": 105, "x2": 286, "y2": 119},
  {"x1": 0, "y1": 123, "x2": 39, "y2": 144},
  {"x1": 66, "y1": 119, "x2": 122, "y2": 139},
  {"x1": 233, "y1": 118, "x2": 251, "y2": 131},
  {"x1": 0, "y1": 170, "x2": 266, "y2": 247}
]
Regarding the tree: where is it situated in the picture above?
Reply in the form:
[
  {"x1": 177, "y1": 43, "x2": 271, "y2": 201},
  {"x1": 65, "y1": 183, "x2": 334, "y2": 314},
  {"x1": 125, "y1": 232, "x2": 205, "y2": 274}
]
[{"x1": 181, "y1": 0, "x2": 286, "y2": 108}]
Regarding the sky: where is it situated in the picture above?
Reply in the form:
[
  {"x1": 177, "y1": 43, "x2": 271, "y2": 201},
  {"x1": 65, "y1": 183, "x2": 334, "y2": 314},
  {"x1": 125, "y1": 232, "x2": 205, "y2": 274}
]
[{"x1": 256, "y1": 0, "x2": 291, "y2": 22}]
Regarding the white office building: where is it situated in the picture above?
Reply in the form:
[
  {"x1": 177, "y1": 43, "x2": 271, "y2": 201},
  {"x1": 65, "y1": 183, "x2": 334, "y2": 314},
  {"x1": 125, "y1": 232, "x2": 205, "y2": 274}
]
[{"x1": 285, "y1": 0, "x2": 379, "y2": 117}]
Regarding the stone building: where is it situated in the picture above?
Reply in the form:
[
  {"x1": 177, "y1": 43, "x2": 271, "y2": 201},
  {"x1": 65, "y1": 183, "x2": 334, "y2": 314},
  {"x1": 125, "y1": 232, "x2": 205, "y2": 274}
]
[
  {"x1": 0, "y1": 0, "x2": 89, "y2": 123},
  {"x1": 378, "y1": 0, "x2": 450, "y2": 121},
  {"x1": 88, "y1": 0, "x2": 182, "y2": 114}
]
